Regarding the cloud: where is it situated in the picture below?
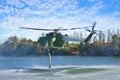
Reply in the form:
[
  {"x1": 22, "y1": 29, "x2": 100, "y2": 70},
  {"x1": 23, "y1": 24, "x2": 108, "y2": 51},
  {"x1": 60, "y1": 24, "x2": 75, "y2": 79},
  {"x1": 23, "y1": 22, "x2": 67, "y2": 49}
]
[
  {"x1": 0, "y1": 0, "x2": 79, "y2": 17},
  {"x1": 0, "y1": 0, "x2": 120, "y2": 43},
  {"x1": 6, "y1": 0, "x2": 25, "y2": 8}
]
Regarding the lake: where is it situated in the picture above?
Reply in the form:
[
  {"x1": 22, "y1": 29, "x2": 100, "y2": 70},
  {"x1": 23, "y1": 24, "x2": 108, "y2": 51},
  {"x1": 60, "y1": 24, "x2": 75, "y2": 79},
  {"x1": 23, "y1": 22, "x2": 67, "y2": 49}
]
[{"x1": 0, "y1": 56, "x2": 120, "y2": 80}]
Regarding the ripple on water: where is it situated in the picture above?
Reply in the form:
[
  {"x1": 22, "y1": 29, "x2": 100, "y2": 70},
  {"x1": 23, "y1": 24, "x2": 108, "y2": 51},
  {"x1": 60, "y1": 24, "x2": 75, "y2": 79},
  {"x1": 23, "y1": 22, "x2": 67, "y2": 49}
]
[{"x1": 0, "y1": 66, "x2": 120, "y2": 80}]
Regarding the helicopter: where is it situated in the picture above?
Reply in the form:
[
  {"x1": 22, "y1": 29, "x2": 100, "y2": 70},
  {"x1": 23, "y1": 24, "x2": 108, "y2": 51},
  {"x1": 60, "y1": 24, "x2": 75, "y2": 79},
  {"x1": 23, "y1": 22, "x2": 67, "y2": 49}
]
[
  {"x1": 19, "y1": 22, "x2": 98, "y2": 48},
  {"x1": 19, "y1": 22, "x2": 99, "y2": 68}
]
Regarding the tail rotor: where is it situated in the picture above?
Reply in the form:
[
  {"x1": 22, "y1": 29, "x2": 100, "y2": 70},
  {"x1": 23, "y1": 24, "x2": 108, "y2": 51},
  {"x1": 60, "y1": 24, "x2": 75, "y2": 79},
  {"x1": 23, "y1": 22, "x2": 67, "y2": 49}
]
[
  {"x1": 92, "y1": 21, "x2": 96, "y2": 30},
  {"x1": 85, "y1": 21, "x2": 97, "y2": 33},
  {"x1": 84, "y1": 21, "x2": 102, "y2": 43}
]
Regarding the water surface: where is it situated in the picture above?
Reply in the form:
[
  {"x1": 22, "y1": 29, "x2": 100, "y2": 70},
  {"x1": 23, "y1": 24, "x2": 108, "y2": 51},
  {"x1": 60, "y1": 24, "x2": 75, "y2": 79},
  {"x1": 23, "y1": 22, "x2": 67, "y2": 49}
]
[{"x1": 0, "y1": 56, "x2": 120, "y2": 80}]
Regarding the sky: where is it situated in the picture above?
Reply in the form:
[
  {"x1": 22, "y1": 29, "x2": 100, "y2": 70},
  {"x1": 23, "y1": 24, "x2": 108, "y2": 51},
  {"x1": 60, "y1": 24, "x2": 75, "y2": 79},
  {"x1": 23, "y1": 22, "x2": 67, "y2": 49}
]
[{"x1": 0, "y1": 0, "x2": 120, "y2": 43}]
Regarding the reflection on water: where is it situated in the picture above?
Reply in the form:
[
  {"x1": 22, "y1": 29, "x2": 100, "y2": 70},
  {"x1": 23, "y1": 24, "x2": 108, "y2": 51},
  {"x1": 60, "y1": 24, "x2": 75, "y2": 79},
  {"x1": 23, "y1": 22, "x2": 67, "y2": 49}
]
[{"x1": 0, "y1": 56, "x2": 120, "y2": 80}]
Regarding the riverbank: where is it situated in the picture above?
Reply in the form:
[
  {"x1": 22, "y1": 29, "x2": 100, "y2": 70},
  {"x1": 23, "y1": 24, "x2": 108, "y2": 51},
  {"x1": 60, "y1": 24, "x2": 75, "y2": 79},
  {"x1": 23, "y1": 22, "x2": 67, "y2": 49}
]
[{"x1": 0, "y1": 36, "x2": 120, "y2": 57}]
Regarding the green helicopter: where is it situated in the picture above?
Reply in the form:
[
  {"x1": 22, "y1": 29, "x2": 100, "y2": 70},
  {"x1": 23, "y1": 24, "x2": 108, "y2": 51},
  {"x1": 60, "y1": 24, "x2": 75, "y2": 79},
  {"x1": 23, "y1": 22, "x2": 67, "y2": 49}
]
[{"x1": 19, "y1": 22, "x2": 99, "y2": 47}]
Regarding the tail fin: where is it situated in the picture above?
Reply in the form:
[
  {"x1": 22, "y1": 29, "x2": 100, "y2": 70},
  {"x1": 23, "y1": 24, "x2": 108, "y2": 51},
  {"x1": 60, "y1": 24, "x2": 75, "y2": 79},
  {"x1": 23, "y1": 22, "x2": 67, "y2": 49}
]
[{"x1": 84, "y1": 22, "x2": 97, "y2": 43}]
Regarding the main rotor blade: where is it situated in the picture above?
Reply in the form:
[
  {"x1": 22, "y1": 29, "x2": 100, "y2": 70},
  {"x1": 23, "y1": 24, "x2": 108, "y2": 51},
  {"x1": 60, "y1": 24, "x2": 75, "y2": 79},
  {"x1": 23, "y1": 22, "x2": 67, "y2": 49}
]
[
  {"x1": 57, "y1": 27, "x2": 62, "y2": 30},
  {"x1": 19, "y1": 27, "x2": 53, "y2": 31},
  {"x1": 19, "y1": 26, "x2": 92, "y2": 32},
  {"x1": 86, "y1": 29, "x2": 91, "y2": 32},
  {"x1": 59, "y1": 26, "x2": 92, "y2": 31},
  {"x1": 70, "y1": 26, "x2": 93, "y2": 30},
  {"x1": 92, "y1": 21, "x2": 97, "y2": 30}
]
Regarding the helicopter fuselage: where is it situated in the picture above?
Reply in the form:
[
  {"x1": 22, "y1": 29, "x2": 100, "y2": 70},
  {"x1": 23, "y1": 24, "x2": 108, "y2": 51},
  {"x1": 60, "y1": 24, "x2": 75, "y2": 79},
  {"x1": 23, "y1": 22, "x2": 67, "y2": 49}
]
[{"x1": 37, "y1": 32, "x2": 68, "y2": 47}]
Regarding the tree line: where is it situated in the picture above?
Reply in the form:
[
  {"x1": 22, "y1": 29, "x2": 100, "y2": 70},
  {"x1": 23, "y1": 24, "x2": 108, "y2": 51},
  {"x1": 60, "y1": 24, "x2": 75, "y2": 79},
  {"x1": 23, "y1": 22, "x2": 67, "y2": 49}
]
[
  {"x1": 79, "y1": 29, "x2": 120, "y2": 56},
  {"x1": 0, "y1": 29, "x2": 120, "y2": 56}
]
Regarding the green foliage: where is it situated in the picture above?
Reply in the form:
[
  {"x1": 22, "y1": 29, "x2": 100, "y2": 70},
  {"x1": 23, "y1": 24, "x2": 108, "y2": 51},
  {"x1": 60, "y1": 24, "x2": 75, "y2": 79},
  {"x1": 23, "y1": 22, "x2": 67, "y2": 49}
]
[
  {"x1": 68, "y1": 43, "x2": 79, "y2": 51},
  {"x1": 0, "y1": 29, "x2": 120, "y2": 56},
  {"x1": 79, "y1": 33, "x2": 120, "y2": 56},
  {"x1": 0, "y1": 36, "x2": 72, "y2": 56},
  {"x1": 0, "y1": 36, "x2": 44, "y2": 56}
]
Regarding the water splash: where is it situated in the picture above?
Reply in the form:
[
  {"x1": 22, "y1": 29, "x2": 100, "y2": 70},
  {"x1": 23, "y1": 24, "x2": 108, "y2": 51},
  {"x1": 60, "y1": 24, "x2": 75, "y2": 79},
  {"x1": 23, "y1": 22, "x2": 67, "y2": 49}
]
[{"x1": 0, "y1": 65, "x2": 120, "y2": 80}]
